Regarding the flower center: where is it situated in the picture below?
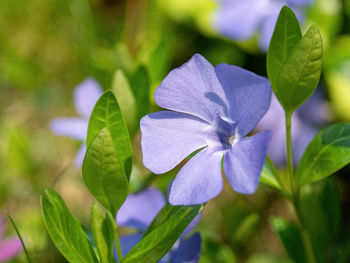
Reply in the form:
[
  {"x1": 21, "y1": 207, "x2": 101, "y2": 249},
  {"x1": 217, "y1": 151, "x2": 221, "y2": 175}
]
[{"x1": 213, "y1": 113, "x2": 238, "y2": 149}]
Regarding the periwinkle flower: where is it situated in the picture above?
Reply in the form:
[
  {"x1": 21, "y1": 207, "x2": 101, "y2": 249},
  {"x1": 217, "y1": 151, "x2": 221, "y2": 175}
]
[
  {"x1": 214, "y1": 0, "x2": 314, "y2": 51},
  {"x1": 140, "y1": 54, "x2": 271, "y2": 205},
  {"x1": 256, "y1": 90, "x2": 330, "y2": 166},
  {"x1": 50, "y1": 78, "x2": 103, "y2": 167},
  {"x1": 116, "y1": 187, "x2": 202, "y2": 263},
  {"x1": 0, "y1": 217, "x2": 23, "y2": 262}
]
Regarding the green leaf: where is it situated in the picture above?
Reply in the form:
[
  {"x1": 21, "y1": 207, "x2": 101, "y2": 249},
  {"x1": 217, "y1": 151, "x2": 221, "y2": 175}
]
[
  {"x1": 130, "y1": 65, "x2": 150, "y2": 122},
  {"x1": 260, "y1": 157, "x2": 281, "y2": 190},
  {"x1": 112, "y1": 69, "x2": 137, "y2": 134},
  {"x1": 267, "y1": 6, "x2": 323, "y2": 113},
  {"x1": 121, "y1": 205, "x2": 202, "y2": 263},
  {"x1": 87, "y1": 90, "x2": 132, "y2": 179},
  {"x1": 296, "y1": 123, "x2": 350, "y2": 186},
  {"x1": 270, "y1": 217, "x2": 307, "y2": 263},
  {"x1": 40, "y1": 189, "x2": 98, "y2": 263},
  {"x1": 83, "y1": 128, "x2": 128, "y2": 216},
  {"x1": 91, "y1": 203, "x2": 116, "y2": 263},
  {"x1": 267, "y1": 6, "x2": 302, "y2": 89}
]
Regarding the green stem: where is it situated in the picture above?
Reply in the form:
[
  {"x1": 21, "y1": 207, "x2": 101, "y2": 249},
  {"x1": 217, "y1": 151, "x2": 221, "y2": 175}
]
[
  {"x1": 114, "y1": 223, "x2": 123, "y2": 262},
  {"x1": 285, "y1": 112, "x2": 317, "y2": 263}
]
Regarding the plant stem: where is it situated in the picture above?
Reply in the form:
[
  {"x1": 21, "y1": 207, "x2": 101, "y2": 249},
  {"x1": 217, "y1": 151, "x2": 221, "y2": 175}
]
[
  {"x1": 114, "y1": 224, "x2": 123, "y2": 262},
  {"x1": 285, "y1": 112, "x2": 317, "y2": 263}
]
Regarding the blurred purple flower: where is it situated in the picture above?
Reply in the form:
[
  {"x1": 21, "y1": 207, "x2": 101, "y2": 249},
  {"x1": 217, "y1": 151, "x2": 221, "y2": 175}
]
[
  {"x1": 50, "y1": 78, "x2": 103, "y2": 168},
  {"x1": 116, "y1": 187, "x2": 202, "y2": 263},
  {"x1": 0, "y1": 217, "x2": 23, "y2": 262},
  {"x1": 256, "y1": 89, "x2": 331, "y2": 166},
  {"x1": 214, "y1": 0, "x2": 314, "y2": 51},
  {"x1": 140, "y1": 54, "x2": 271, "y2": 205}
]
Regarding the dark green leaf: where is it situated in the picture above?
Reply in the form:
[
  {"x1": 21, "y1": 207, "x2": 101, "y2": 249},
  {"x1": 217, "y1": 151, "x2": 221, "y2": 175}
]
[
  {"x1": 40, "y1": 189, "x2": 98, "y2": 263},
  {"x1": 87, "y1": 90, "x2": 132, "y2": 179},
  {"x1": 121, "y1": 205, "x2": 202, "y2": 263},
  {"x1": 297, "y1": 123, "x2": 350, "y2": 186},
  {"x1": 270, "y1": 217, "x2": 307, "y2": 263},
  {"x1": 91, "y1": 203, "x2": 116, "y2": 263},
  {"x1": 83, "y1": 128, "x2": 128, "y2": 216},
  {"x1": 267, "y1": 6, "x2": 302, "y2": 90}
]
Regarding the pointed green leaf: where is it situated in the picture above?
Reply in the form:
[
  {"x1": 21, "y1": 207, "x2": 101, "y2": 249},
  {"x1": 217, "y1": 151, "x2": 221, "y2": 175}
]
[
  {"x1": 121, "y1": 205, "x2": 202, "y2": 263},
  {"x1": 270, "y1": 217, "x2": 307, "y2": 263},
  {"x1": 87, "y1": 90, "x2": 132, "y2": 179},
  {"x1": 83, "y1": 128, "x2": 128, "y2": 216},
  {"x1": 91, "y1": 203, "x2": 116, "y2": 263},
  {"x1": 260, "y1": 157, "x2": 281, "y2": 191},
  {"x1": 41, "y1": 189, "x2": 98, "y2": 263},
  {"x1": 267, "y1": 6, "x2": 302, "y2": 88},
  {"x1": 297, "y1": 123, "x2": 350, "y2": 186}
]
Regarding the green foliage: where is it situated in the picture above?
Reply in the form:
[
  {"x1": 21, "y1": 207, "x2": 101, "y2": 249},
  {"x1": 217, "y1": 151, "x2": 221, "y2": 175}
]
[
  {"x1": 83, "y1": 128, "x2": 128, "y2": 216},
  {"x1": 297, "y1": 123, "x2": 350, "y2": 186},
  {"x1": 260, "y1": 157, "x2": 282, "y2": 191},
  {"x1": 87, "y1": 90, "x2": 132, "y2": 179},
  {"x1": 270, "y1": 217, "x2": 307, "y2": 263},
  {"x1": 121, "y1": 205, "x2": 202, "y2": 263},
  {"x1": 90, "y1": 203, "x2": 116, "y2": 263},
  {"x1": 40, "y1": 189, "x2": 98, "y2": 263},
  {"x1": 267, "y1": 6, "x2": 323, "y2": 113}
]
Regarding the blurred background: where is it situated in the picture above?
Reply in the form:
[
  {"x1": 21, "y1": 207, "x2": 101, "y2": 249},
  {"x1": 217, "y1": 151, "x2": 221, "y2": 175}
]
[{"x1": 0, "y1": 0, "x2": 349, "y2": 262}]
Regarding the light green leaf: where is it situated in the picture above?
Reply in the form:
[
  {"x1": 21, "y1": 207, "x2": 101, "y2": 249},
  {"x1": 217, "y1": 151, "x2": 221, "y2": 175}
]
[
  {"x1": 296, "y1": 123, "x2": 350, "y2": 186},
  {"x1": 260, "y1": 157, "x2": 281, "y2": 190},
  {"x1": 87, "y1": 90, "x2": 132, "y2": 179},
  {"x1": 121, "y1": 205, "x2": 202, "y2": 263},
  {"x1": 83, "y1": 128, "x2": 128, "y2": 216},
  {"x1": 270, "y1": 217, "x2": 307, "y2": 263},
  {"x1": 267, "y1": 6, "x2": 302, "y2": 89},
  {"x1": 91, "y1": 203, "x2": 116, "y2": 263},
  {"x1": 112, "y1": 69, "x2": 137, "y2": 133},
  {"x1": 41, "y1": 189, "x2": 98, "y2": 263}
]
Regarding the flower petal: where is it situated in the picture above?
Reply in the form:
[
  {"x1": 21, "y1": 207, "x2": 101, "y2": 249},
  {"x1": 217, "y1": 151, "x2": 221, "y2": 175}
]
[
  {"x1": 170, "y1": 233, "x2": 202, "y2": 263},
  {"x1": 140, "y1": 111, "x2": 210, "y2": 174},
  {"x1": 214, "y1": 0, "x2": 268, "y2": 40},
  {"x1": 114, "y1": 233, "x2": 142, "y2": 261},
  {"x1": 215, "y1": 64, "x2": 271, "y2": 137},
  {"x1": 73, "y1": 144, "x2": 87, "y2": 168},
  {"x1": 180, "y1": 213, "x2": 201, "y2": 240},
  {"x1": 169, "y1": 148, "x2": 223, "y2": 205},
  {"x1": 224, "y1": 131, "x2": 271, "y2": 194},
  {"x1": 117, "y1": 187, "x2": 166, "y2": 231},
  {"x1": 74, "y1": 78, "x2": 103, "y2": 119},
  {"x1": 154, "y1": 54, "x2": 229, "y2": 123},
  {"x1": 0, "y1": 238, "x2": 23, "y2": 261},
  {"x1": 50, "y1": 118, "x2": 88, "y2": 140}
]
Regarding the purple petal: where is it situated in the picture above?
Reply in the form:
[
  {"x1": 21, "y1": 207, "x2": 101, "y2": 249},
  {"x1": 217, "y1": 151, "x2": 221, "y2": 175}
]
[
  {"x1": 74, "y1": 78, "x2": 103, "y2": 119},
  {"x1": 287, "y1": 0, "x2": 314, "y2": 6},
  {"x1": 224, "y1": 131, "x2": 271, "y2": 194},
  {"x1": 154, "y1": 54, "x2": 229, "y2": 123},
  {"x1": 214, "y1": 0, "x2": 267, "y2": 40},
  {"x1": 169, "y1": 148, "x2": 223, "y2": 205},
  {"x1": 114, "y1": 233, "x2": 142, "y2": 261},
  {"x1": 0, "y1": 238, "x2": 23, "y2": 261},
  {"x1": 117, "y1": 187, "x2": 166, "y2": 231},
  {"x1": 215, "y1": 64, "x2": 271, "y2": 137},
  {"x1": 170, "y1": 233, "x2": 202, "y2": 263},
  {"x1": 140, "y1": 111, "x2": 210, "y2": 174},
  {"x1": 50, "y1": 118, "x2": 88, "y2": 140},
  {"x1": 73, "y1": 144, "x2": 87, "y2": 168},
  {"x1": 180, "y1": 213, "x2": 201, "y2": 240}
]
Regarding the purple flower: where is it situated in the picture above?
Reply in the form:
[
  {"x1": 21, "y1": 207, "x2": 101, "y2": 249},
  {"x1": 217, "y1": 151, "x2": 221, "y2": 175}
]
[
  {"x1": 256, "y1": 89, "x2": 330, "y2": 166},
  {"x1": 213, "y1": 0, "x2": 314, "y2": 51},
  {"x1": 116, "y1": 187, "x2": 202, "y2": 263},
  {"x1": 50, "y1": 78, "x2": 103, "y2": 167},
  {"x1": 140, "y1": 54, "x2": 271, "y2": 205},
  {"x1": 0, "y1": 217, "x2": 23, "y2": 262}
]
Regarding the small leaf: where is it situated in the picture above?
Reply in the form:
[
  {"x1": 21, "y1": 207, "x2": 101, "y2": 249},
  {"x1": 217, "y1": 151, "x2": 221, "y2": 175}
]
[
  {"x1": 267, "y1": 6, "x2": 302, "y2": 89},
  {"x1": 112, "y1": 70, "x2": 137, "y2": 133},
  {"x1": 270, "y1": 217, "x2": 307, "y2": 263},
  {"x1": 91, "y1": 203, "x2": 116, "y2": 263},
  {"x1": 297, "y1": 123, "x2": 350, "y2": 186},
  {"x1": 83, "y1": 128, "x2": 128, "y2": 216},
  {"x1": 260, "y1": 157, "x2": 281, "y2": 190},
  {"x1": 121, "y1": 205, "x2": 202, "y2": 263},
  {"x1": 130, "y1": 65, "x2": 150, "y2": 122},
  {"x1": 41, "y1": 189, "x2": 98, "y2": 263},
  {"x1": 87, "y1": 90, "x2": 132, "y2": 179}
]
